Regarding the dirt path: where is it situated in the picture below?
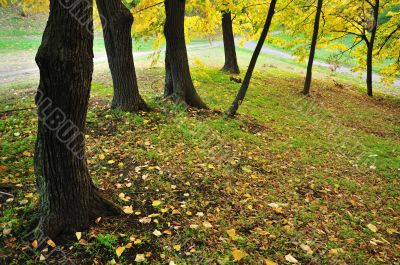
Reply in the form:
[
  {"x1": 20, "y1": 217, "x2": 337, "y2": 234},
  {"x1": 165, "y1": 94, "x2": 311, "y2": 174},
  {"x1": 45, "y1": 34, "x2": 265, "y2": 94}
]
[{"x1": 0, "y1": 40, "x2": 399, "y2": 96}]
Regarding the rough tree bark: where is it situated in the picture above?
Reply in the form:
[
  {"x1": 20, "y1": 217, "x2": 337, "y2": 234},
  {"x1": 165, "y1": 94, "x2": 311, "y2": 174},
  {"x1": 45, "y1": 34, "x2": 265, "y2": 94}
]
[
  {"x1": 227, "y1": 0, "x2": 277, "y2": 116},
  {"x1": 163, "y1": 0, "x2": 207, "y2": 108},
  {"x1": 303, "y1": 0, "x2": 323, "y2": 95},
  {"x1": 366, "y1": 0, "x2": 379, "y2": 97},
  {"x1": 96, "y1": 0, "x2": 148, "y2": 111},
  {"x1": 221, "y1": 11, "x2": 240, "y2": 74},
  {"x1": 34, "y1": 0, "x2": 121, "y2": 239}
]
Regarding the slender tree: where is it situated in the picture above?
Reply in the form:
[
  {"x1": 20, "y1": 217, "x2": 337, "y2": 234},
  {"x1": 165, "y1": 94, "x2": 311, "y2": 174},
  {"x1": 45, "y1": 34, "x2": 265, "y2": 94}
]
[
  {"x1": 227, "y1": 0, "x2": 277, "y2": 116},
  {"x1": 328, "y1": 0, "x2": 381, "y2": 97},
  {"x1": 366, "y1": 0, "x2": 380, "y2": 97},
  {"x1": 221, "y1": 10, "x2": 240, "y2": 74},
  {"x1": 303, "y1": 0, "x2": 323, "y2": 95},
  {"x1": 163, "y1": 0, "x2": 207, "y2": 108},
  {"x1": 96, "y1": 0, "x2": 148, "y2": 111},
  {"x1": 34, "y1": 0, "x2": 120, "y2": 238}
]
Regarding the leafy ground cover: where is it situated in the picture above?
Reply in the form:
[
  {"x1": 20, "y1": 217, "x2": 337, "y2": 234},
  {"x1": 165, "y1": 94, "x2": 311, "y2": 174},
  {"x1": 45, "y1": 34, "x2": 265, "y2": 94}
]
[{"x1": 1, "y1": 64, "x2": 399, "y2": 264}]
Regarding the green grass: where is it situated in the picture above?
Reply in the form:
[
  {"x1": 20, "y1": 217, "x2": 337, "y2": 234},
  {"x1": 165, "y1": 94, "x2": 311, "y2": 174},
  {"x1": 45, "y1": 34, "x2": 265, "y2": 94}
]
[{"x1": 1, "y1": 65, "x2": 399, "y2": 264}]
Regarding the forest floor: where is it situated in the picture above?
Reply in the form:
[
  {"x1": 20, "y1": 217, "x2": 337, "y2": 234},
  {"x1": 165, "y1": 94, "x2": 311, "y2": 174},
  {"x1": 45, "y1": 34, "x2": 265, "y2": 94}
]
[
  {"x1": 1, "y1": 6, "x2": 400, "y2": 265},
  {"x1": 1, "y1": 65, "x2": 400, "y2": 264}
]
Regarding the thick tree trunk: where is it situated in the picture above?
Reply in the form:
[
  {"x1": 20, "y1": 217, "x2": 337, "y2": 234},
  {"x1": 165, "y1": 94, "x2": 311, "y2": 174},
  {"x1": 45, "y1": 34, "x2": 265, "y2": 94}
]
[
  {"x1": 366, "y1": 0, "x2": 379, "y2": 97},
  {"x1": 221, "y1": 11, "x2": 240, "y2": 74},
  {"x1": 96, "y1": 0, "x2": 148, "y2": 111},
  {"x1": 227, "y1": 0, "x2": 277, "y2": 116},
  {"x1": 34, "y1": 0, "x2": 121, "y2": 239},
  {"x1": 303, "y1": 0, "x2": 323, "y2": 95},
  {"x1": 163, "y1": 0, "x2": 207, "y2": 109}
]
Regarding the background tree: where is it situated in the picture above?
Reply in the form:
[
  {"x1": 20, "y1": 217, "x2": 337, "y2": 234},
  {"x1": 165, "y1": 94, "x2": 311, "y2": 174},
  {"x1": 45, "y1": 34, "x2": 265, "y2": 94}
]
[
  {"x1": 34, "y1": 0, "x2": 120, "y2": 238},
  {"x1": 227, "y1": 0, "x2": 278, "y2": 116},
  {"x1": 96, "y1": 0, "x2": 148, "y2": 112},
  {"x1": 303, "y1": 0, "x2": 324, "y2": 95},
  {"x1": 221, "y1": 8, "x2": 240, "y2": 74},
  {"x1": 163, "y1": 0, "x2": 207, "y2": 108},
  {"x1": 324, "y1": 0, "x2": 390, "y2": 96}
]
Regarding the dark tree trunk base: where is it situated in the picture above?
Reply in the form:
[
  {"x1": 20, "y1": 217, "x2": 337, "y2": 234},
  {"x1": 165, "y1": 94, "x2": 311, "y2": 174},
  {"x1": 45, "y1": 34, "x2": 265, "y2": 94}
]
[
  {"x1": 222, "y1": 11, "x2": 240, "y2": 75},
  {"x1": 163, "y1": 0, "x2": 207, "y2": 109},
  {"x1": 97, "y1": 0, "x2": 148, "y2": 112}
]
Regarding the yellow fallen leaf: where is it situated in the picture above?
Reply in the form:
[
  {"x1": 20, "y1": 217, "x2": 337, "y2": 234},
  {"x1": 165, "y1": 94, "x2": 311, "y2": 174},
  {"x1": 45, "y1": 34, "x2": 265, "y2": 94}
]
[
  {"x1": 387, "y1": 228, "x2": 398, "y2": 234},
  {"x1": 75, "y1": 232, "x2": 82, "y2": 240},
  {"x1": 107, "y1": 160, "x2": 115, "y2": 165},
  {"x1": 227, "y1": 229, "x2": 237, "y2": 240},
  {"x1": 32, "y1": 240, "x2": 38, "y2": 248},
  {"x1": 116, "y1": 246, "x2": 125, "y2": 258},
  {"x1": 47, "y1": 239, "x2": 56, "y2": 248},
  {"x1": 265, "y1": 259, "x2": 277, "y2": 265},
  {"x1": 98, "y1": 154, "x2": 105, "y2": 160},
  {"x1": 232, "y1": 248, "x2": 247, "y2": 261},
  {"x1": 123, "y1": 206, "x2": 134, "y2": 214},
  {"x1": 202, "y1": 221, "x2": 213, "y2": 228},
  {"x1": 173, "y1": 245, "x2": 181, "y2": 251},
  {"x1": 285, "y1": 254, "x2": 298, "y2": 263},
  {"x1": 300, "y1": 244, "x2": 313, "y2": 255},
  {"x1": 152, "y1": 200, "x2": 162, "y2": 207},
  {"x1": 367, "y1": 223, "x2": 378, "y2": 233},
  {"x1": 125, "y1": 243, "x2": 133, "y2": 249},
  {"x1": 135, "y1": 254, "x2": 146, "y2": 262}
]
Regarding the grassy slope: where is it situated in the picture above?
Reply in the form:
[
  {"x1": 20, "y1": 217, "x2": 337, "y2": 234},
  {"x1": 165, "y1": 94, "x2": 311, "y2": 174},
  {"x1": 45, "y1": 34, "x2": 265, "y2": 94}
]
[{"x1": 1, "y1": 63, "x2": 399, "y2": 264}]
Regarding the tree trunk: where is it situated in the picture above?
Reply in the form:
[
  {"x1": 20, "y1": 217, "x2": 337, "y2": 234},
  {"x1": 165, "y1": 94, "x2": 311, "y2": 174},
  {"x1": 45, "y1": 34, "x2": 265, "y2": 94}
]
[
  {"x1": 366, "y1": 0, "x2": 379, "y2": 97},
  {"x1": 303, "y1": 0, "x2": 323, "y2": 95},
  {"x1": 163, "y1": 0, "x2": 207, "y2": 109},
  {"x1": 227, "y1": 0, "x2": 277, "y2": 116},
  {"x1": 34, "y1": 0, "x2": 121, "y2": 239},
  {"x1": 221, "y1": 11, "x2": 240, "y2": 74},
  {"x1": 96, "y1": 0, "x2": 148, "y2": 111}
]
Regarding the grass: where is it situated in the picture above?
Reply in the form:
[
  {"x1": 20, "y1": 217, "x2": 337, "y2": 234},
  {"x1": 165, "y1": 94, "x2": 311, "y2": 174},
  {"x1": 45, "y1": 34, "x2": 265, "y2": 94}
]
[{"x1": 1, "y1": 64, "x2": 399, "y2": 264}]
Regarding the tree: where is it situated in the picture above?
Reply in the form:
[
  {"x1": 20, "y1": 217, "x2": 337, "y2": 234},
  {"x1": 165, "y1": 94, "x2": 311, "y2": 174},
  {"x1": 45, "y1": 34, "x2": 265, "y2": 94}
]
[
  {"x1": 221, "y1": 10, "x2": 240, "y2": 74},
  {"x1": 96, "y1": 0, "x2": 148, "y2": 112},
  {"x1": 227, "y1": 0, "x2": 278, "y2": 116},
  {"x1": 163, "y1": 0, "x2": 207, "y2": 108},
  {"x1": 34, "y1": 0, "x2": 120, "y2": 238},
  {"x1": 325, "y1": 0, "x2": 383, "y2": 96},
  {"x1": 303, "y1": 0, "x2": 323, "y2": 95}
]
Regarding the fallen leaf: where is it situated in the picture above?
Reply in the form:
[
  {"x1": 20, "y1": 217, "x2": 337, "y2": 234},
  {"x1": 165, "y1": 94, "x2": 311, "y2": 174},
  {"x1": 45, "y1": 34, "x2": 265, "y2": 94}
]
[
  {"x1": 227, "y1": 229, "x2": 237, "y2": 240},
  {"x1": 153, "y1": 230, "x2": 162, "y2": 237},
  {"x1": 232, "y1": 249, "x2": 247, "y2": 261},
  {"x1": 367, "y1": 223, "x2": 378, "y2": 233},
  {"x1": 202, "y1": 221, "x2": 213, "y2": 228},
  {"x1": 47, "y1": 239, "x2": 56, "y2": 248},
  {"x1": 115, "y1": 246, "x2": 125, "y2": 258},
  {"x1": 75, "y1": 232, "x2": 82, "y2": 240},
  {"x1": 285, "y1": 254, "x2": 298, "y2": 263},
  {"x1": 264, "y1": 259, "x2": 277, "y2": 265},
  {"x1": 32, "y1": 240, "x2": 38, "y2": 248},
  {"x1": 123, "y1": 206, "x2": 134, "y2": 214},
  {"x1": 2, "y1": 228, "x2": 11, "y2": 235},
  {"x1": 135, "y1": 254, "x2": 145, "y2": 262},
  {"x1": 173, "y1": 245, "x2": 181, "y2": 251},
  {"x1": 152, "y1": 200, "x2": 162, "y2": 207},
  {"x1": 300, "y1": 244, "x2": 313, "y2": 255}
]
